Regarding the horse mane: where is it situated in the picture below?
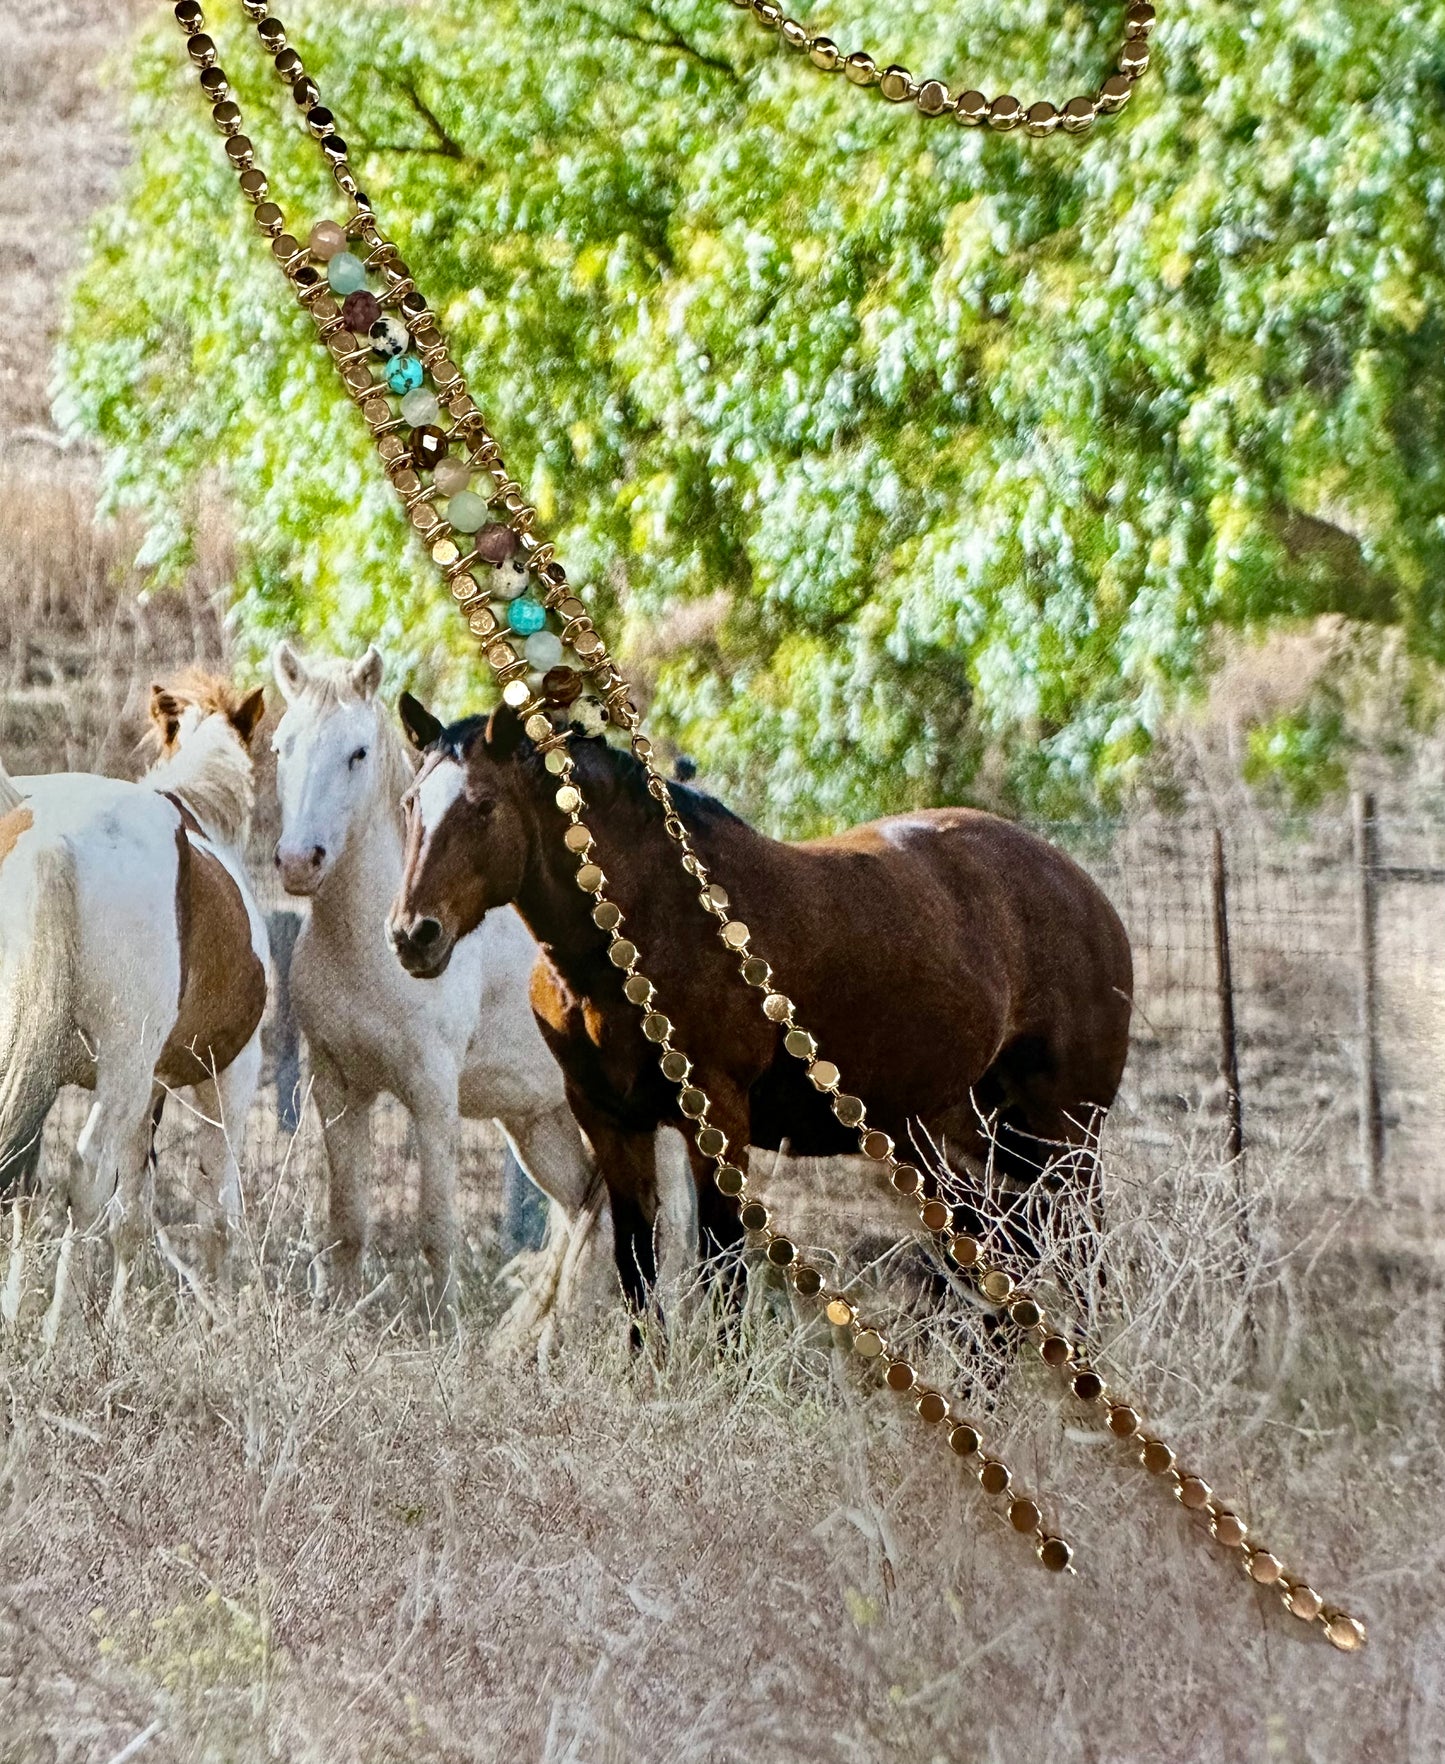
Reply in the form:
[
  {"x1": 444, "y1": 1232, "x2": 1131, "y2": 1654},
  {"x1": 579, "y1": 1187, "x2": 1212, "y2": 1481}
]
[
  {"x1": 144, "y1": 711, "x2": 256, "y2": 849},
  {"x1": 451, "y1": 709, "x2": 747, "y2": 839},
  {"x1": 290, "y1": 654, "x2": 415, "y2": 808}
]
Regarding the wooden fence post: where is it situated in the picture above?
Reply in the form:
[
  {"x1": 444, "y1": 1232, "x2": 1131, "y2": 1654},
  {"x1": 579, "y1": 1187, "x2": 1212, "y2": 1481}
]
[
  {"x1": 1353, "y1": 791, "x2": 1384, "y2": 1192},
  {"x1": 267, "y1": 909, "x2": 303, "y2": 1133},
  {"x1": 1211, "y1": 827, "x2": 1244, "y2": 1166}
]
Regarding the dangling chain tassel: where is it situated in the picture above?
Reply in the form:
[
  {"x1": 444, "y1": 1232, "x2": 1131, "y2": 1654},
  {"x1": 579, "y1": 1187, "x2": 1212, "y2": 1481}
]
[{"x1": 167, "y1": 0, "x2": 1365, "y2": 1649}]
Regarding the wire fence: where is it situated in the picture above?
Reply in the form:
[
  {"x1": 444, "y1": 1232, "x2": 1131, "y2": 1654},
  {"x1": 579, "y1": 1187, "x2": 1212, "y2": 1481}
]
[{"x1": 236, "y1": 797, "x2": 1444, "y2": 1206}]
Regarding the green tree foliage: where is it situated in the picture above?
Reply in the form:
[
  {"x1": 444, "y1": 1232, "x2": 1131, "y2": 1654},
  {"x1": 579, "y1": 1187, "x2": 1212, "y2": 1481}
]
[{"x1": 56, "y1": 0, "x2": 1445, "y2": 831}]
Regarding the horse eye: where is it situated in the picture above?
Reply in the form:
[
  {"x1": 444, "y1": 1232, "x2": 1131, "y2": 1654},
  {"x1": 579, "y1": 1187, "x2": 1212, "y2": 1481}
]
[{"x1": 349, "y1": 746, "x2": 368, "y2": 769}]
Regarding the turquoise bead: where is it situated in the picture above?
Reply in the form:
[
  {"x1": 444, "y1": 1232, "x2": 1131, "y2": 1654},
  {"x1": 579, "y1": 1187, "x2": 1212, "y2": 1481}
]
[
  {"x1": 507, "y1": 598, "x2": 548, "y2": 636},
  {"x1": 446, "y1": 489, "x2": 488, "y2": 533},
  {"x1": 386, "y1": 355, "x2": 424, "y2": 395},
  {"x1": 326, "y1": 251, "x2": 367, "y2": 295}
]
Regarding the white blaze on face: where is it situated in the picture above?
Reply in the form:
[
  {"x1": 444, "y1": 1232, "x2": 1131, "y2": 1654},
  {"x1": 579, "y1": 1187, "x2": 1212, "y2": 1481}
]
[{"x1": 415, "y1": 755, "x2": 467, "y2": 859}]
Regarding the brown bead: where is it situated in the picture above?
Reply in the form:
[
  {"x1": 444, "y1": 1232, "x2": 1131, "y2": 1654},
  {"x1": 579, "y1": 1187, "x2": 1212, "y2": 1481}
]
[
  {"x1": 890, "y1": 1163, "x2": 922, "y2": 1196},
  {"x1": 1107, "y1": 1403, "x2": 1141, "y2": 1438},
  {"x1": 948, "y1": 1423, "x2": 981, "y2": 1458},
  {"x1": 862, "y1": 1130, "x2": 892, "y2": 1161},
  {"x1": 411, "y1": 425, "x2": 448, "y2": 471},
  {"x1": 885, "y1": 1361, "x2": 916, "y2": 1393},
  {"x1": 341, "y1": 289, "x2": 382, "y2": 332},
  {"x1": 766, "y1": 1236, "x2": 795, "y2": 1267},
  {"x1": 544, "y1": 664, "x2": 581, "y2": 702},
  {"x1": 1040, "y1": 1333, "x2": 1072, "y2": 1366},
  {"x1": 792, "y1": 1264, "x2": 822, "y2": 1296},
  {"x1": 920, "y1": 1199, "x2": 950, "y2": 1232},
  {"x1": 1009, "y1": 1497, "x2": 1042, "y2": 1533},
  {"x1": 916, "y1": 1390, "x2": 948, "y2": 1425},
  {"x1": 1071, "y1": 1369, "x2": 1105, "y2": 1403},
  {"x1": 979, "y1": 1459, "x2": 1011, "y2": 1496}
]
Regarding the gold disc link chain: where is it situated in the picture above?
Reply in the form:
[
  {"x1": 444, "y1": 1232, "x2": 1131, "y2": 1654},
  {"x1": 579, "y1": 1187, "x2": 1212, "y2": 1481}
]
[
  {"x1": 165, "y1": 0, "x2": 1365, "y2": 1647},
  {"x1": 725, "y1": 0, "x2": 1159, "y2": 135}
]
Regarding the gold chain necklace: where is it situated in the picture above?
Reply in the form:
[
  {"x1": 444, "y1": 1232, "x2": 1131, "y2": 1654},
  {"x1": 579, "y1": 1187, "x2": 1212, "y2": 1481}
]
[
  {"x1": 166, "y1": 0, "x2": 1363, "y2": 1648},
  {"x1": 723, "y1": 0, "x2": 1157, "y2": 133}
]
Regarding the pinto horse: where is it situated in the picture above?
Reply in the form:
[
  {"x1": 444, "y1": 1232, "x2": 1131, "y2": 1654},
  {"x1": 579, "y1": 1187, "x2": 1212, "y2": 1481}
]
[
  {"x1": 0, "y1": 672, "x2": 268, "y2": 1315},
  {"x1": 388, "y1": 703, "x2": 1133, "y2": 1298}
]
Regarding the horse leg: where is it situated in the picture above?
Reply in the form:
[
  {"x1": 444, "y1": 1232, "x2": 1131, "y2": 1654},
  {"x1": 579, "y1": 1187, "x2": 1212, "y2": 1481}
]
[
  {"x1": 192, "y1": 1029, "x2": 263, "y2": 1279},
  {"x1": 496, "y1": 1103, "x2": 616, "y2": 1351},
  {"x1": 398, "y1": 1065, "x2": 461, "y2": 1323},
  {"x1": 652, "y1": 1125, "x2": 699, "y2": 1305},
  {"x1": 310, "y1": 1048, "x2": 375, "y2": 1302},
  {"x1": 65, "y1": 1050, "x2": 161, "y2": 1336},
  {"x1": 575, "y1": 1113, "x2": 662, "y2": 1314}
]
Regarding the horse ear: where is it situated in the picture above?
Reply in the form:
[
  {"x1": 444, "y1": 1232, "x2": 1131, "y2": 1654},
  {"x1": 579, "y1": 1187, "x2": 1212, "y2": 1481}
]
[
  {"x1": 232, "y1": 687, "x2": 267, "y2": 746},
  {"x1": 150, "y1": 684, "x2": 180, "y2": 725},
  {"x1": 484, "y1": 703, "x2": 527, "y2": 761},
  {"x1": 350, "y1": 646, "x2": 384, "y2": 700},
  {"x1": 273, "y1": 641, "x2": 308, "y2": 701},
  {"x1": 399, "y1": 691, "x2": 443, "y2": 751}
]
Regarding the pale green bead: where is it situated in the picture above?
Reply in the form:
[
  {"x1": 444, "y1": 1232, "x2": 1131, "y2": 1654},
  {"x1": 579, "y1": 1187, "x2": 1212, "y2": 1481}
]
[
  {"x1": 447, "y1": 489, "x2": 488, "y2": 533},
  {"x1": 326, "y1": 251, "x2": 367, "y2": 294},
  {"x1": 400, "y1": 387, "x2": 440, "y2": 427}
]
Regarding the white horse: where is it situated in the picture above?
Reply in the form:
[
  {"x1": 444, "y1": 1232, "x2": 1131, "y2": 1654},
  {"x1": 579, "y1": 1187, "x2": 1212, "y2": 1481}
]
[
  {"x1": 0, "y1": 673, "x2": 268, "y2": 1322},
  {"x1": 271, "y1": 642, "x2": 666, "y2": 1339}
]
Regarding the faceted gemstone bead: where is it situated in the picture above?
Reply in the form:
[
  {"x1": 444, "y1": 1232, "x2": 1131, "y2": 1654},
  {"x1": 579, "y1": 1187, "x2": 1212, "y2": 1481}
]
[
  {"x1": 433, "y1": 455, "x2": 471, "y2": 496},
  {"x1": 446, "y1": 489, "x2": 488, "y2": 533},
  {"x1": 308, "y1": 219, "x2": 348, "y2": 260},
  {"x1": 411, "y1": 425, "x2": 448, "y2": 471},
  {"x1": 369, "y1": 315, "x2": 410, "y2": 358},
  {"x1": 399, "y1": 386, "x2": 440, "y2": 426},
  {"x1": 524, "y1": 629, "x2": 564, "y2": 671},
  {"x1": 341, "y1": 289, "x2": 382, "y2": 331},
  {"x1": 326, "y1": 251, "x2": 367, "y2": 294},
  {"x1": 385, "y1": 355, "x2": 424, "y2": 395},
  {"x1": 543, "y1": 667, "x2": 583, "y2": 705},
  {"x1": 507, "y1": 598, "x2": 547, "y2": 636}
]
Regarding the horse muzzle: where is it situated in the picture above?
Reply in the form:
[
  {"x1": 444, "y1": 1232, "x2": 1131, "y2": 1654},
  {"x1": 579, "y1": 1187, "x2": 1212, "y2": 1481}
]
[
  {"x1": 387, "y1": 911, "x2": 454, "y2": 978},
  {"x1": 275, "y1": 840, "x2": 329, "y2": 896}
]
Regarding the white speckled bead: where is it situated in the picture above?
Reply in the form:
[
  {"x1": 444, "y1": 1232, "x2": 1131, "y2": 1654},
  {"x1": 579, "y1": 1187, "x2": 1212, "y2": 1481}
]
[
  {"x1": 369, "y1": 315, "x2": 410, "y2": 358},
  {"x1": 491, "y1": 556, "x2": 530, "y2": 600}
]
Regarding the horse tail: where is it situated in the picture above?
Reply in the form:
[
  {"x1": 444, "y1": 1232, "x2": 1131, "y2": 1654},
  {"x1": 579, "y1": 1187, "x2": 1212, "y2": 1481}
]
[
  {"x1": 0, "y1": 843, "x2": 77, "y2": 1196},
  {"x1": 0, "y1": 752, "x2": 22, "y2": 815}
]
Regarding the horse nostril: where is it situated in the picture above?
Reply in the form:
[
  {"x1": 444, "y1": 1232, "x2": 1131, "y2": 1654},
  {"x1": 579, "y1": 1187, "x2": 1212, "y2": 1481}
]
[
  {"x1": 412, "y1": 917, "x2": 443, "y2": 949},
  {"x1": 273, "y1": 842, "x2": 282, "y2": 868},
  {"x1": 308, "y1": 845, "x2": 325, "y2": 869}
]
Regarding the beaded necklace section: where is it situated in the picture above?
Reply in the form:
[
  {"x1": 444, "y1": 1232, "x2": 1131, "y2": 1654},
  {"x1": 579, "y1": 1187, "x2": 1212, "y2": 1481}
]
[{"x1": 167, "y1": 0, "x2": 1365, "y2": 1650}]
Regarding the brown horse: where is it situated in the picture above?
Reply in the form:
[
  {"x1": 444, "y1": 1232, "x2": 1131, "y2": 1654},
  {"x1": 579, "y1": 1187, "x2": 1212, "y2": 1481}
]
[{"x1": 388, "y1": 703, "x2": 1133, "y2": 1299}]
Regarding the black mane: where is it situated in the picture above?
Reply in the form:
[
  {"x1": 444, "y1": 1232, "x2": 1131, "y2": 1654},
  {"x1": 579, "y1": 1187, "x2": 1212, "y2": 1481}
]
[{"x1": 433, "y1": 708, "x2": 749, "y2": 837}]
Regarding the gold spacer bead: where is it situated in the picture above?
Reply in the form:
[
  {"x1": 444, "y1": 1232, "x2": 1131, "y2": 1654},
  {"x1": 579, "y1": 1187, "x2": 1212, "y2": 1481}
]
[
  {"x1": 916, "y1": 79, "x2": 951, "y2": 116},
  {"x1": 981, "y1": 1269, "x2": 1014, "y2": 1303},
  {"x1": 716, "y1": 1164, "x2": 746, "y2": 1197},
  {"x1": 1246, "y1": 1550, "x2": 1284, "y2": 1586},
  {"x1": 832, "y1": 1093, "x2": 865, "y2": 1128},
  {"x1": 948, "y1": 1422, "x2": 981, "y2": 1457},
  {"x1": 1038, "y1": 1536, "x2": 1073, "y2": 1573},
  {"x1": 978, "y1": 1458, "x2": 1010, "y2": 1496},
  {"x1": 916, "y1": 1389, "x2": 948, "y2": 1425},
  {"x1": 174, "y1": 0, "x2": 204, "y2": 31},
  {"x1": 891, "y1": 1164, "x2": 923, "y2": 1197},
  {"x1": 1140, "y1": 1437, "x2": 1175, "y2": 1475},
  {"x1": 1009, "y1": 1497, "x2": 1042, "y2": 1533},
  {"x1": 1125, "y1": 0, "x2": 1156, "y2": 32},
  {"x1": 753, "y1": 0, "x2": 782, "y2": 26},
  {"x1": 780, "y1": 18, "x2": 809, "y2": 49},
  {"x1": 879, "y1": 65, "x2": 913, "y2": 102},
  {"x1": 1118, "y1": 39, "x2": 1150, "y2": 77},
  {"x1": 988, "y1": 94, "x2": 1022, "y2": 129},
  {"x1": 852, "y1": 1328, "x2": 885, "y2": 1358},
  {"x1": 884, "y1": 1360, "x2": 915, "y2": 1392},
  {"x1": 807, "y1": 1059, "x2": 840, "y2": 1092},
  {"x1": 919, "y1": 1198, "x2": 950, "y2": 1232},
  {"x1": 783, "y1": 1028, "x2": 816, "y2": 1060},
  {"x1": 762, "y1": 992, "x2": 793, "y2": 1022},
  {"x1": 1061, "y1": 95, "x2": 1097, "y2": 133},
  {"x1": 1097, "y1": 72, "x2": 1134, "y2": 112},
  {"x1": 1210, "y1": 1508, "x2": 1248, "y2": 1549},
  {"x1": 844, "y1": 51, "x2": 877, "y2": 85},
  {"x1": 809, "y1": 35, "x2": 839, "y2": 68},
  {"x1": 824, "y1": 1297, "x2": 855, "y2": 1327},
  {"x1": 955, "y1": 89, "x2": 988, "y2": 125},
  {"x1": 1176, "y1": 1474, "x2": 1212, "y2": 1511},
  {"x1": 1324, "y1": 1613, "x2": 1366, "y2": 1652},
  {"x1": 1025, "y1": 100, "x2": 1059, "y2": 136},
  {"x1": 792, "y1": 1263, "x2": 822, "y2": 1296},
  {"x1": 1284, "y1": 1583, "x2": 1323, "y2": 1622},
  {"x1": 186, "y1": 31, "x2": 217, "y2": 66}
]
